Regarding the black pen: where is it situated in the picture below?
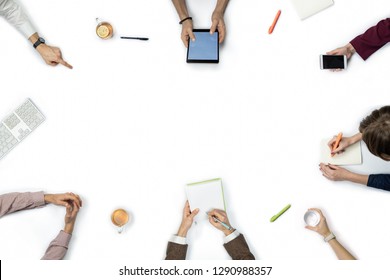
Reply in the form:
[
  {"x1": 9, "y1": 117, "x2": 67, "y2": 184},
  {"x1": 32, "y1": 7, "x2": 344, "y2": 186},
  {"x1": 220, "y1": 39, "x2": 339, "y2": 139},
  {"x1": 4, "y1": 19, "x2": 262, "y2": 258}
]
[{"x1": 120, "y1": 36, "x2": 149, "y2": 41}]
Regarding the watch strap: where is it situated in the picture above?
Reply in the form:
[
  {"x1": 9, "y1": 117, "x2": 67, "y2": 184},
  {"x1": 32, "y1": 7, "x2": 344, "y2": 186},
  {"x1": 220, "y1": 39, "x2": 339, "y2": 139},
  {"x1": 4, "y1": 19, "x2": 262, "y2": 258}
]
[
  {"x1": 324, "y1": 232, "x2": 336, "y2": 242},
  {"x1": 33, "y1": 37, "x2": 45, "y2": 49}
]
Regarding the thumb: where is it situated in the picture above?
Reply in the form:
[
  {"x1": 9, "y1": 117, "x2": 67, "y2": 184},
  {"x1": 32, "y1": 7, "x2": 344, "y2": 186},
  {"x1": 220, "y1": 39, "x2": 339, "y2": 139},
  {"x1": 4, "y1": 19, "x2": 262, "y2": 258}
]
[
  {"x1": 305, "y1": 225, "x2": 316, "y2": 231},
  {"x1": 327, "y1": 164, "x2": 339, "y2": 170},
  {"x1": 326, "y1": 49, "x2": 338, "y2": 55},
  {"x1": 190, "y1": 208, "x2": 199, "y2": 218},
  {"x1": 209, "y1": 215, "x2": 217, "y2": 225},
  {"x1": 58, "y1": 200, "x2": 69, "y2": 207},
  {"x1": 66, "y1": 204, "x2": 72, "y2": 215},
  {"x1": 210, "y1": 19, "x2": 218, "y2": 34}
]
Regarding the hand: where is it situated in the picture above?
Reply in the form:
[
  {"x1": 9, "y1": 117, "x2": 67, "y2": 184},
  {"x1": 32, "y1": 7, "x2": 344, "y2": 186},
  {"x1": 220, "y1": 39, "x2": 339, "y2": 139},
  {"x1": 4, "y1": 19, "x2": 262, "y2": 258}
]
[
  {"x1": 328, "y1": 136, "x2": 353, "y2": 155},
  {"x1": 326, "y1": 43, "x2": 355, "y2": 71},
  {"x1": 305, "y1": 208, "x2": 331, "y2": 237},
  {"x1": 327, "y1": 43, "x2": 355, "y2": 59},
  {"x1": 208, "y1": 209, "x2": 233, "y2": 236},
  {"x1": 319, "y1": 163, "x2": 352, "y2": 181},
  {"x1": 181, "y1": 20, "x2": 195, "y2": 48},
  {"x1": 36, "y1": 44, "x2": 73, "y2": 69},
  {"x1": 210, "y1": 10, "x2": 226, "y2": 43},
  {"x1": 44, "y1": 192, "x2": 82, "y2": 208},
  {"x1": 64, "y1": 200, "x2": 80, "y2": 234},
  {"x1": 177, "y1": 201, "x2": 199, "y2": 237}
]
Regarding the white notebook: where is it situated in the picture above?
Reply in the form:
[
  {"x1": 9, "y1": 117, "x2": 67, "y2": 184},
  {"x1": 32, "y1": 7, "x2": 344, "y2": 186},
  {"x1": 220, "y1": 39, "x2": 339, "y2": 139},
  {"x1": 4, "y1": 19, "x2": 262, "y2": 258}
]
[
  {"x1": 185, "y1": 178, "x2": 226, "y2": 221},
  {"x1": 320, "y1": 139, "x2": 362, "y2": 165},
  {"x1": 291, "y1": 0, "x2": 334, "y2": 20}
]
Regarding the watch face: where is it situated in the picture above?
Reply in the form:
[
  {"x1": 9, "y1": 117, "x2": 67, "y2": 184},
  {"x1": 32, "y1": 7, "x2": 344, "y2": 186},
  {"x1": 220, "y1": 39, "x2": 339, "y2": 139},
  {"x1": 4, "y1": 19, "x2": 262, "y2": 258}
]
[{"x1": 39, "y1": 38, "x2": 45, "y2": 43}]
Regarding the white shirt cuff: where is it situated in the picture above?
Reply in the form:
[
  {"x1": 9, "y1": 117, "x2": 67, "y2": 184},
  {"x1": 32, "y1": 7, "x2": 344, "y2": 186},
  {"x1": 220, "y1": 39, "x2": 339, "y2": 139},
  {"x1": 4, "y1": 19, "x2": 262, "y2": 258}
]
[
  {"x1": 169, "y1": 235, "x2": 187, "y2": 245},
  {"x1": 19, "y1": 21, "x2": 36, "y2": 39},
  {"x1": 224, "y1": 230, "x2": 240, "y2": 244}
]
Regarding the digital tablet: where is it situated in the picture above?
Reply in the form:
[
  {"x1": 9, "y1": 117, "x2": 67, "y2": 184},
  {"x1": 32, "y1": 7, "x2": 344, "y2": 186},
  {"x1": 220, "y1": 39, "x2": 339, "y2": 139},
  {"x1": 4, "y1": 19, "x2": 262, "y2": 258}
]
[{"x1": 186, "y1": 29, "x2": 219, "y2": 63}]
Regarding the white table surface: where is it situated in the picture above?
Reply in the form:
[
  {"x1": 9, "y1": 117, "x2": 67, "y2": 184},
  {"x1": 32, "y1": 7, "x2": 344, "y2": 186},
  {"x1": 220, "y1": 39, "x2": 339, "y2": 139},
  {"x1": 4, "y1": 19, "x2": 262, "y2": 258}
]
[{"x1": 1, "y1": 0, "x2": 390, "y2": 260}]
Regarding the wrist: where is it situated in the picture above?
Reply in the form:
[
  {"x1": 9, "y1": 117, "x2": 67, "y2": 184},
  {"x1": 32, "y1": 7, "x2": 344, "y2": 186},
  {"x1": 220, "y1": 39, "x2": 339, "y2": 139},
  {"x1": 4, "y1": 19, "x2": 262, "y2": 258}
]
[
  {"x1": 213, "y1": 9, "x2": 224, "y2": 16},
  {"x1": 214, "y1": 0, "x2": 229, "y2": 14},
  {"x1": 177, "y1": 225, "x2": 189, "y2": 237},
  {"x1": 223, "y1": 227, "x2": 235, "y2": 236},
  {"x1": 29, "y1": 34, "x2": 46, "y2": 50},
  {"x1": 321, "y1": 230, "x2": 332, "y2": 238},
  {"x1": 179, "y1": 13, "x2": 189, "y2": 20},
  {"x1": 324, "y1": 231, "x2": 336, "y2": 242},
  {"x1": 346, "y1": 43, "x2": 356, "y2": 54},
  {"x1": 64, "y1": 223, "x2": 74, "y2": 234},
  {"x1": 179, "y1": 17, "x2": 192, "y2": 25},
  {"x1": 345, "y1": 169, "x2": 360, "y2": 181},
  {"x1": 44, "y1": 194, "x2": 53, "y2": 204},
  {"x1": 350, "y1": 133, "x2": 362, "y2": 145},
  {"x1": 28, "y1": 32, "x2": 39, "y2": 44},
  {"x1": 343, "y1": 170, "x2": 355, "y2": 181}
]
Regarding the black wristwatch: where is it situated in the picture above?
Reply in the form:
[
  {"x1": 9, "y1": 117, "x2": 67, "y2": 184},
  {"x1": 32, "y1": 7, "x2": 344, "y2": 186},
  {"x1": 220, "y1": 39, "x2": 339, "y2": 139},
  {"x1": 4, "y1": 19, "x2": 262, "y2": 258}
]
[{"x1": 33, "y1": 37, "x2": 45, "y2": 49}]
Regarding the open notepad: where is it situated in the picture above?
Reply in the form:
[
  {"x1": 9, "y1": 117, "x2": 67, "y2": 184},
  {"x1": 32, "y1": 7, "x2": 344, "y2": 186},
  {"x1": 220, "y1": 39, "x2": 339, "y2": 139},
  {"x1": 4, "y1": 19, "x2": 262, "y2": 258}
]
[
  {"x1": 185, "y1": 178, "x2": 226, "y2": 221},
  {"x1": 320, "y1": 139, "x2": 362, "y2": 165},
  {"x1": 291, "y1": 0, "x2": 334, "y2": 20}
]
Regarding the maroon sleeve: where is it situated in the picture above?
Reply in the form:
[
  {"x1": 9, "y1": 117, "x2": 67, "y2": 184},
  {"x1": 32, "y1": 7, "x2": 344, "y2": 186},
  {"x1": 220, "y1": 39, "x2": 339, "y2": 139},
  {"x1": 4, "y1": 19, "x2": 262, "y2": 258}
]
[{"x1": 350, "y1": 18, "x2": 390, "y2": 60}]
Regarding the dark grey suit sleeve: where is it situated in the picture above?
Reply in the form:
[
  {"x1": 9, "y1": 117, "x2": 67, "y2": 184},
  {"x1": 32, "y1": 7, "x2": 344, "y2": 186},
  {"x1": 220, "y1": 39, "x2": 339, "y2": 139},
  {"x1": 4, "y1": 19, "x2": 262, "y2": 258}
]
[
  {"x1": 223, "y1": 234, "x2": 255, "y2": 260},
  {"x1": 165, "y1": 242, "x2": 188, "y2": 260}
]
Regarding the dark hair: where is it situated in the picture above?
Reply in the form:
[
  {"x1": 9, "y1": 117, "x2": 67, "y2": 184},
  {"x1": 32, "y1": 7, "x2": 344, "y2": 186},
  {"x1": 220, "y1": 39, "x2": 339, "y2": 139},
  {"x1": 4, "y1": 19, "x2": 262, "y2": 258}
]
[{"x1": 359, "y1": 106, "x2": 390, "y2": 159}]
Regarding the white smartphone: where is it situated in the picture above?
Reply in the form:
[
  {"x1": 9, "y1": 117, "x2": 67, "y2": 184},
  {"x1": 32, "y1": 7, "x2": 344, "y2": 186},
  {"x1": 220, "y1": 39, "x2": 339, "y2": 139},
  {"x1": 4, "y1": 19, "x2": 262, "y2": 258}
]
[{"x1": 319, "y1": 55, "x2": 347, "y2": 69}]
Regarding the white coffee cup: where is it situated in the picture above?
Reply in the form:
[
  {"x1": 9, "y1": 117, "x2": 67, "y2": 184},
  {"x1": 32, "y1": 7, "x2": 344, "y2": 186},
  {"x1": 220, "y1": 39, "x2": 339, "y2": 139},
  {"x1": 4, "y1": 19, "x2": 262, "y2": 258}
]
[{"x1": 304, "y1": 210, "x2": 321, "y2": 227}]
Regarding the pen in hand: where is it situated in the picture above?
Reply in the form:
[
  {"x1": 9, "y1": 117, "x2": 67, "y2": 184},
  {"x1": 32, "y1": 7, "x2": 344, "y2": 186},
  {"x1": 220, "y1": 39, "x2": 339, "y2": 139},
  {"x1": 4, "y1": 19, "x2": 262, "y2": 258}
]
[
  {"x1": 331, "y1": 132, "x2": 343, "y2": 157},
  {"x1": 206, "y1": 212, "x2": 233, "y2": 230}
]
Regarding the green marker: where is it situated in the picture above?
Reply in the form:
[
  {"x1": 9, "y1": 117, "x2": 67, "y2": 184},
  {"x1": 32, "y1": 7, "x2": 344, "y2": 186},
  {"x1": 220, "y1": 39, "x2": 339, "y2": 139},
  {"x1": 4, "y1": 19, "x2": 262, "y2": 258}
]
[{"x1": 270, "y1": 204, "x2": 291, "y2": 222}]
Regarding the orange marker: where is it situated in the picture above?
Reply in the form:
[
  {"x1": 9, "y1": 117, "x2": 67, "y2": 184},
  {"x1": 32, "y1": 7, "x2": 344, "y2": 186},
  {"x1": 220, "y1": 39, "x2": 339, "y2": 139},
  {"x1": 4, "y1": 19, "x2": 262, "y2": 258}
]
[
  {"x1": 268, "y1": 10, "x2": 281, "y2": 34},
  {"x1": 331, "y1": 132, "x2": 343, "y2": 157}
]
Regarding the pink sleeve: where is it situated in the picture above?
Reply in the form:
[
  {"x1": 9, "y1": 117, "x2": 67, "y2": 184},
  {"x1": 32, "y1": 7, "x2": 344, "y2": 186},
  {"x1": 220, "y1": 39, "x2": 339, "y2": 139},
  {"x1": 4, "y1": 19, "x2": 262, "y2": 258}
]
[
  {"x1": 41, "y1": 230, "x2": 72, "y2": 260},
  {"x1": 350, "y1": 18, "x2": 390, "y2": 60},
  {"x1": 0, "y1": 191, "x2": 45, "y2": 217}
]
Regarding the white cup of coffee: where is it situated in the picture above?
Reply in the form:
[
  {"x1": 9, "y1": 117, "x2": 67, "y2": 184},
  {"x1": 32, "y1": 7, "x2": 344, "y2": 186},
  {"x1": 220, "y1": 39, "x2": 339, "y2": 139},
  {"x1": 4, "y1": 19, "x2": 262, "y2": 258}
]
[
  {"x1": 96, "y1": 18, "x2": 114, "y2": 39},
  {"x1": 111, "y1": 208, "x2": 131, "y2": 233},
  {"x1": 304, "y1": 210, "x2": 321, "y2": 227}
]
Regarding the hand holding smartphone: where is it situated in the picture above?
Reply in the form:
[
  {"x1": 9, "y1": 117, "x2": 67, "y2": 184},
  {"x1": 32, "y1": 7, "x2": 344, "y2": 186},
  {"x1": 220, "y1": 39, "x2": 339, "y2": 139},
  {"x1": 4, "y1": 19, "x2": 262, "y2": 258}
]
[{"x1": 319, "y1": 55, "x2": 347, "y2": 70}]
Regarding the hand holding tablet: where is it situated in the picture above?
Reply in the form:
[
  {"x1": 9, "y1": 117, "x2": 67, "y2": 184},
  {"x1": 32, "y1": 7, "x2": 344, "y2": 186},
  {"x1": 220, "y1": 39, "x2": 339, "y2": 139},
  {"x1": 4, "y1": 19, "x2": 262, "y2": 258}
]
[{"x1": 187, "y1": 29, "x2": 219, "y2": 63}]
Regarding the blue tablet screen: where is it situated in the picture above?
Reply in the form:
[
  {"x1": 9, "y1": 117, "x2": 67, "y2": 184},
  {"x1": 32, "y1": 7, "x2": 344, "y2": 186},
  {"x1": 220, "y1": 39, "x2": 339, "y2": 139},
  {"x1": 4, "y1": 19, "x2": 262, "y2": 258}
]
[{"x1": 188, "y1": 31, "x2": 218, "y2": 61}]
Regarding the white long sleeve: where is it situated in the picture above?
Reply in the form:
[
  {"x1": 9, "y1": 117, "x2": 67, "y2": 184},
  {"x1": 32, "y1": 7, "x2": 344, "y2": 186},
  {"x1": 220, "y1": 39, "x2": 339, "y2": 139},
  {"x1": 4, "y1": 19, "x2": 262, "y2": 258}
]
[{"x1": 0, "y1": 0, "x2": 36, "y2": 38}]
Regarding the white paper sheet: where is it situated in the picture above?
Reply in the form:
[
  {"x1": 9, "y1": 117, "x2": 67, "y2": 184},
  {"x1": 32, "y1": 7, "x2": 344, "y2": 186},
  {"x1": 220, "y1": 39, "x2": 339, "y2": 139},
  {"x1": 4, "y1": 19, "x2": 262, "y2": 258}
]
[{"x1": 185, "y1": 178, "x2": 226, "y2": 221}]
